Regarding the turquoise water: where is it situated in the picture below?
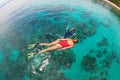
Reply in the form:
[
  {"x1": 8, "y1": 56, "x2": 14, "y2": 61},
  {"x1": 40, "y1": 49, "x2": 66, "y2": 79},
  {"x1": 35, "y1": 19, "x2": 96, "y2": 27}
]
[{"x1": 0, "y1": 0, "x2": 120, "y2": 80}]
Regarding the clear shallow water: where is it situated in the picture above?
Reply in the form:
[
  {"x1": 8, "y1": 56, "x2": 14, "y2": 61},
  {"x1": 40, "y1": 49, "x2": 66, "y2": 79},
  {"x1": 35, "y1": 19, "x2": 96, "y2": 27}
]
[{"x1": 0, "y1": 0, "x2": 120, "y2": 80}]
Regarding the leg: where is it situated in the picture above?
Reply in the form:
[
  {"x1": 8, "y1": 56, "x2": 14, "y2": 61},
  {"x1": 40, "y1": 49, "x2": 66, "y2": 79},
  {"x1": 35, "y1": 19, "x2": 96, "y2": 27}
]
[
  {"x1": 40, "y1": 40, "x2": 59, "y2": 46},
  {"x1": 40, "y1": 43, "x2": 49, "y2": 46},
  {"x1": 39, "y1": 44, "x2": 61, "y2": 53}
]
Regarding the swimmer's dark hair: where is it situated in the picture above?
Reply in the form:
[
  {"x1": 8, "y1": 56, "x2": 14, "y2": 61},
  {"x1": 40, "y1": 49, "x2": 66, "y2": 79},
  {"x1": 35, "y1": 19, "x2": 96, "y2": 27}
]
[
  {"x1": 71, "y1": 28, "x2": 75, "y2": 32},
  {"x1": 73, "y1": 38, "x2": 79, "y2": 44}
]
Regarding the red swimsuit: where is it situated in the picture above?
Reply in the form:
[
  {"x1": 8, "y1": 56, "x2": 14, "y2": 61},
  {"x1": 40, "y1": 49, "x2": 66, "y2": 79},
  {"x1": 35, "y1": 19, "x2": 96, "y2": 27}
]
[{"x1": 58, "y1": 40, "x2": 70, "y2": 48}]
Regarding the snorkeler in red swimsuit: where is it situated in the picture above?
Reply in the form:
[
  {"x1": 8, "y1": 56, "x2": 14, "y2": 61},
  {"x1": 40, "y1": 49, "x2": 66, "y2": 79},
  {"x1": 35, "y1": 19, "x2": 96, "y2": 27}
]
[
  {"x1": 38, "y1": 38, "x2": 78, "y2": 53},
  {"x1": 27, "y1": 38, "x2": 79, "y2": 59},
  {"x1": 57, "y1": 40, "x2": 70, "y2": 48}
]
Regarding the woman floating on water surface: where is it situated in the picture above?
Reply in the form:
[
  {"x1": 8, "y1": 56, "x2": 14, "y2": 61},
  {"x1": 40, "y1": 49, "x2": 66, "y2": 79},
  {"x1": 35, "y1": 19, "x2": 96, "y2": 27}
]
[
  {"x1": 27, "y1": 38, "x2": 78, "y2": 59},
  {"x1": 39, "y1": 38, "x2": 79, "y2": 53}
]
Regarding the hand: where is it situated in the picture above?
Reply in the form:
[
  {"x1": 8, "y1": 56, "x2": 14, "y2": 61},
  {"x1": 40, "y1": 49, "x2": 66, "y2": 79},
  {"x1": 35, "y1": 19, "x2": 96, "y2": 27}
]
[
  {"x1": 66, "y1": 25, "x2": 69, "y2": 30},
  {"x1": 73, "y1": 33, "x2": 77, "y2": 36}
]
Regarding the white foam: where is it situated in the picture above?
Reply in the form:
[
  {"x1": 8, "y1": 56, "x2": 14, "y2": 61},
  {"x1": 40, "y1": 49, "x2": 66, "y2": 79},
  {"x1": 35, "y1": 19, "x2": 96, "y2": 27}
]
[{"x1": 39, "y1": 58, "x2": 49, "y2": 71}]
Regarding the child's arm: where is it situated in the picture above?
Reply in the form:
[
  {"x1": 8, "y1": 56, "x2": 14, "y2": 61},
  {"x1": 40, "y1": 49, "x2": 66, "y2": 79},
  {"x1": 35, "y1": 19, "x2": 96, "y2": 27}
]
[{"x1": 66, "y1": 25, "x2": 69, "y2": 30}]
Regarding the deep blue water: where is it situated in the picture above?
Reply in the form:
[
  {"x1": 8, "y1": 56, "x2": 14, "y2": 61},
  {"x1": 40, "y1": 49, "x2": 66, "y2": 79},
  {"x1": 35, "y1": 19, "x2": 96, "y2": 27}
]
[{"x1": 0, "y1": 0, "x2": 120, "y2": 80}]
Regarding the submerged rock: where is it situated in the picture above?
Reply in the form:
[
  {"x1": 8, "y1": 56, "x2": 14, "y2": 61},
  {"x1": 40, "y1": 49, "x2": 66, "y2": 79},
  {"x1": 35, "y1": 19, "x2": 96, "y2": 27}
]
[
  {"x1": 97, "y1": 38, "x2": 108, "y2": 47},
  {"x1": 81, "y1": 54, "x2": 97, "y2": 72},
  {"x1": 89, "y1": 75, "x2": 99, "y2": 80},
  {"x1": 96, "y1": 48, "x2": 108, "y2": 58},
  {"x1": 100, "y1": 77, "x2": 107, "y2": 80},
  {"x1": 100, "y1": 69, "x2": 108, "y2": 77},
  {"x1": 110, "y1": 50, "x2": 117, "y2": 59},
  {"x1": 76, "y1": 23, "x2": 96, "y2": 42},
  {"x1": 102, "y1": 57, "x2": 112, "y2": 68},
  {"x1": 116, "y1": 56, "x2": 120, "y2": 64},
  {"x1": 51, "y1": 50, "x2": 75, "y2": 69},
  {"x1": 96, "y1": 50, "x2": 103, "y2": 58}
]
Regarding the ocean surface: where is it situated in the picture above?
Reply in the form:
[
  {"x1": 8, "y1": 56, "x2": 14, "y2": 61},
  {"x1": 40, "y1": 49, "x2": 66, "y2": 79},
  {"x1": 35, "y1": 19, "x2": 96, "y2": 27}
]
[{"x1": 0, "y1": 0, "x2": 120, "y2": 80}]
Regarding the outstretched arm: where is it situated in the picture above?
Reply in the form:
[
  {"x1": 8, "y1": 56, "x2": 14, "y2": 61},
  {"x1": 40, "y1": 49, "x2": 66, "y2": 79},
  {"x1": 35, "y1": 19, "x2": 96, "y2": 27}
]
[{"x1": 66, "y1": 25, "x2": 69, "y2": 30}]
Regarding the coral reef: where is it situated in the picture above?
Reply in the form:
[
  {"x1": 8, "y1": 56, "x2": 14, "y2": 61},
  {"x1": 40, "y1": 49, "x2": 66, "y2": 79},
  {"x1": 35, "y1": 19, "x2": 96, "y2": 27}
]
[
  {"x1": 81, "y1": 38, "x2": 120, "y2": 80},
  {"x1": 76, "y1": 23, "x2": 96, "y2": 42},
  {"x1": 97, "y1": 38, "x2": 108, "y2": 47},
  {"x1": 26, "y1": 50, "x2": 75, "y2": 80},
  {"x1": 51, "y1": 50, "x2": 75, "y2": 69},
  {"x1": 4, "y1": 51, "x2": 28, "y2": 80},
  {"x1": 81, "y1": 54, "x2": 97, "y2": 72}
]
